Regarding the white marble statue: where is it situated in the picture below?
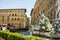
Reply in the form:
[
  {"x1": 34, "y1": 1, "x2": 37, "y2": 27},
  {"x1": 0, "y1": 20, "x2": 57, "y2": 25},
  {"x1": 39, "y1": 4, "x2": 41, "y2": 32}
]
[{"x1": 39, "y1": 13, "x2": 52, "y2": 30}]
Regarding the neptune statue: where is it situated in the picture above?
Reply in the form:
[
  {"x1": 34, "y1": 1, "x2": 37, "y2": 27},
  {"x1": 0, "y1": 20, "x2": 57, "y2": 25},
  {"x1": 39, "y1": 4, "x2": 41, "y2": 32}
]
[{"x1": 39, "y1": 13, "x2": 52, "y2": 31}]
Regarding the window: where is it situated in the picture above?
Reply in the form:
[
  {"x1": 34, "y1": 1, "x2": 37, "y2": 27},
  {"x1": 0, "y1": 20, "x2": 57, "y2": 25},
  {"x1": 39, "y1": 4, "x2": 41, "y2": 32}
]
[
  {"x1": 18, "y1": 18, "x2": 19, "y2": 20},
  {"x1": 15, "y1": 14, "x2": 17, "y2": 16},
  {"x1": 7, "y1": 16, "x2": 9, "y2": 21},
  {"x1": 15, "y1": 18, "x2": 16, "y2": 20},
  {"x1": 12, "y1": 14, "x2": 14, "y2": 16}
]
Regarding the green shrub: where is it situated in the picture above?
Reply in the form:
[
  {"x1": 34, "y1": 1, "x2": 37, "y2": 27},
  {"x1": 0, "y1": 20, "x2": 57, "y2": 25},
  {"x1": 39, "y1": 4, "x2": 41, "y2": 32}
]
[
  {"x1": 28, "y1": 36, "x2": 44, "y2": 40},
  {"x1": 0, "y1": 30, "x2": 10, "y2": 40},
  {"x1": 0, "y1": 30, "x2": 44, "y2": 40},
  {"x1": 8, "y1": 33, "x2": 25, "y2": 40},
  {"x1": 10, "y1": 28, "x2": 29, "y2": 32}
]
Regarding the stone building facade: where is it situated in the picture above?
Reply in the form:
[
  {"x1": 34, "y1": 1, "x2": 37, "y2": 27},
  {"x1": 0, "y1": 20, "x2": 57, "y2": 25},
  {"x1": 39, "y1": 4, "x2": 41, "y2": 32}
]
[{"x1": 0, "y1": 8, "x2": 29, "y2": 28}]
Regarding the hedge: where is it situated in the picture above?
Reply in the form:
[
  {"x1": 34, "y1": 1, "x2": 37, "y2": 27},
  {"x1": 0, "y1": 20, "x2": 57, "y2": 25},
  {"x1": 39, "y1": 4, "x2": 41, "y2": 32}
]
[
  {"x1": 9, "y1": 28, "x2": 29, "y2": 32},
  {"x1": 0, "y1": 30, "x2": 44, "y2": 40}
]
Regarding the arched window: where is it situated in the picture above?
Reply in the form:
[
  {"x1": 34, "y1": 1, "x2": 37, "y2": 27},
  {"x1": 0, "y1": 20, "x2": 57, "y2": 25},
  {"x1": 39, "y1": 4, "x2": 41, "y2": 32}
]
[
  {"x1": 15, "y1": 18, "x2": 16, "y2": 20},
  {"x1": 12, "y1": 14, "x2": 14, "y2": 16},
  {"x1": 18, "y1": 18, "x2": 19, "y2": 20},
  {"x1": 15, "y1": 14, "x2": 17, "y2": 16}
]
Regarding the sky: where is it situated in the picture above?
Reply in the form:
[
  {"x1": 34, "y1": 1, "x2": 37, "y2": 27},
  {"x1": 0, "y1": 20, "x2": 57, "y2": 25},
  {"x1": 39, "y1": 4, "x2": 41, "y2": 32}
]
[{"x1": 0, "y1": 0, "x2": 36, "y2": 17}]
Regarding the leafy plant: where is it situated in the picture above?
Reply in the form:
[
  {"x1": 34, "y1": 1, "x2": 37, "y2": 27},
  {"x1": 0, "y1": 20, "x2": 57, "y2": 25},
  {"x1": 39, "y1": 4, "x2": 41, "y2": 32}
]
[{"x1": 0, "y1": 30, "x2": 44, "y2": 40}]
